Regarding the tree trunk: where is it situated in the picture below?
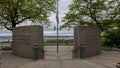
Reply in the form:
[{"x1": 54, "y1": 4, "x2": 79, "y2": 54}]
[
  {"x1": 11, "y1": 22, "x2": 16, "y2": 48},
  {"x1": 11, "y1": 21, "x2": 17, "y2": 31}
]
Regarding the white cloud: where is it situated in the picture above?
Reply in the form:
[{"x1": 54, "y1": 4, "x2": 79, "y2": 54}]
[{"x1": 49, "y1": 0, "x2": 71, "y2": 26}]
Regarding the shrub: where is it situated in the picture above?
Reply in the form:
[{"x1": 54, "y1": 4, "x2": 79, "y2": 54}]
[{"x1": 103, "y1": 29, "x2": 120, "y2": 48}]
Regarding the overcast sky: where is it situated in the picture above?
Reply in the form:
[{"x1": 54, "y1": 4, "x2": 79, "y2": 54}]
[{"x1": 49, "y1": 0, "x2": 71, "y2": 26}]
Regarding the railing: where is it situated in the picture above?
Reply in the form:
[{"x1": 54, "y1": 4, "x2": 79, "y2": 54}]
[{"x1": 72, "y1": 46, "x2": 80, "y2": 52}]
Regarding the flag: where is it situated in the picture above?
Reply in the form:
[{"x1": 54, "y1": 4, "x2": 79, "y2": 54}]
[
  {"x1": 56, "y1": 13, "x2": 59, "y2": 24},
  {"x1": 56, "y1": 0, "x2": 59, "y2": 24}
]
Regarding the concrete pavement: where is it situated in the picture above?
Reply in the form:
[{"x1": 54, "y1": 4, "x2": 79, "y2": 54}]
[{"x1": 2, "y1": 46, "x2": 120, "y2": 68}]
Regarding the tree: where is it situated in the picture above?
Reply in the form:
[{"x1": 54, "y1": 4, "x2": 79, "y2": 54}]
[
  {"x1": 62, "y1": 0, "x2": 120, "y2": 31},
  {"x1": 102, "y1": 18, "x2": 120, "y2": 48},
  {"x1": 0, "y1": 0, "x2": 56, "y2": 31},
  {"x1": 62, "y1": 0, "x2": 120, "y2": 47},
  {"x1": 103, "y1": 29, "x2": 120, "y2": 48}
]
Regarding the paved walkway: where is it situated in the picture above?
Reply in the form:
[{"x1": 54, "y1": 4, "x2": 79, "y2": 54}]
[{"x1": 1, "y1": 46, "x2": 120, "y2": 68}]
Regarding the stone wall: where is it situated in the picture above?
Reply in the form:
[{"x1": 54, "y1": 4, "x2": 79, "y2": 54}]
[
  {"x1": 73, "y1": 26, "x2": 101, "y2": 58},
  {"x1": 13, "y1": 26, "x2": 44, "y2": 59}
]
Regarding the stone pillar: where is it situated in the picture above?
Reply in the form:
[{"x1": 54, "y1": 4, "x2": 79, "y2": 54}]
[
  {"x1": 13, "y1": 25, "x2": 44, "y2": 59},
  {"x1": 73, "y1": 26, "x2": 101, "y2": 58}
]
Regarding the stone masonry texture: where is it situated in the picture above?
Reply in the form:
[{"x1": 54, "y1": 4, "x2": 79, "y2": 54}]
[
  {"x1": 73, "y1": 26, "x2": 101, "y2": 58},
  {"x1": 12, "y1": 25, "x2": 44, "y2": 59}
]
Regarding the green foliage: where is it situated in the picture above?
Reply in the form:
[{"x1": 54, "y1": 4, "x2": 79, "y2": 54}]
[
  {"x1": 0, "y1": 0, "x2": 56, "y2": 30},
  {"x1": 45, "y1": 39, "x2": 73, "y2": 43},
  {"x1": 0, "y1": 45, "x2": 12, "y2": 50},
  {"x1": 62, "y1": 0, "x2": 120, "y2": 48},
  {"x1": 0, "y1": 45, "x2": 12, "y2": 48},
  {"x1": 44, "y1": 39, "x2": 73, "y2": 46},
  {"x1": 61, "y1": 0, "x2": 120, "y2": 31},
  {"x1": 103, "y1": 29, "x2": 120, "y2": 48}
]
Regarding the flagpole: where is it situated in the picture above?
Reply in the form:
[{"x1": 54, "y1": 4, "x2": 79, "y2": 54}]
[
  {"x1": 56, "y1": 0, "x2": 59, "y2": 54},
  {"x1": 57, "y1": 19, "x2": 59, "y2": 54}
]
